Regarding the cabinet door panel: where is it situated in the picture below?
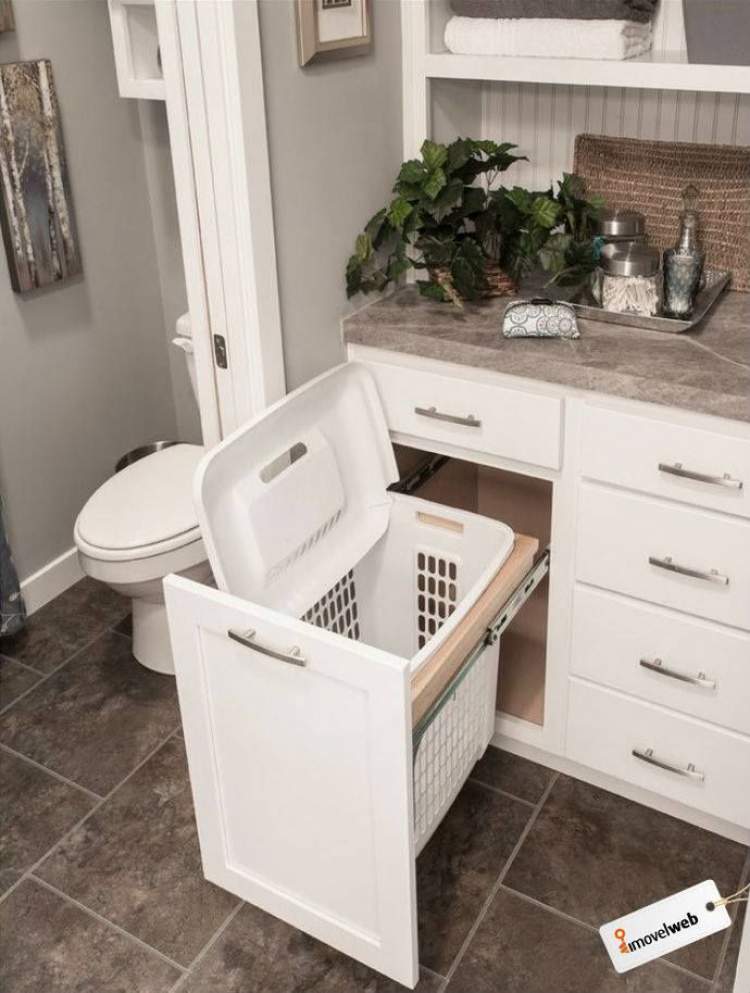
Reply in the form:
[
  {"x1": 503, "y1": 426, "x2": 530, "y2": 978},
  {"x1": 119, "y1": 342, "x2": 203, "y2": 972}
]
[{"x1": 165, "y1": 575, "x2": 418, "y2": 988}]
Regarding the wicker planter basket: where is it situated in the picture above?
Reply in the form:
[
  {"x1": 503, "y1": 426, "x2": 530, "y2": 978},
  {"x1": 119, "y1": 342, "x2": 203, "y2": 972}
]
[
  {"x1": 429, "y1": 258, "x2": 516, "y2": 302},
  {"x1": 574, "y1": 134, "x2": 750, "y2": 292}
]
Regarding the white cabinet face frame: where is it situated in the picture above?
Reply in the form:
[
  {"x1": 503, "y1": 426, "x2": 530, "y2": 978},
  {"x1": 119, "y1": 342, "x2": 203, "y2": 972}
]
[{"x1": 153, "y1": 0, "x2": 286, "y2": 443}]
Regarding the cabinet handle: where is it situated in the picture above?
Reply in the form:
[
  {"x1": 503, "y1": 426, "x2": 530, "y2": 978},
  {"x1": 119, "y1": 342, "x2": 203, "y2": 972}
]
[
  {"x1": 658, "y1": 462, "x2": 743, "y2": 491},
  {"x1": 414, "y1": 405, "x2": 481, "y2": 428},
  {"x1": 648, "y1": 555, "x2": 729, "y2": 587},
  {"x1": 639, "y1": 657, "x2": 717, "y2": 690},
  {"x1": 228, "y1": 628, "x2": 306, "y2": 667},
  {"x1": 632, "y1": 747, "x2": 705, "y2": 782}
]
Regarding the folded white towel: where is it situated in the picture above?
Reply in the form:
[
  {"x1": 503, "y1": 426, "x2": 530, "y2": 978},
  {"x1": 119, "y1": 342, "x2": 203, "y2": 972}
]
[{"x1": 444, "y1": 16, "x2": 653, "y2": 60}]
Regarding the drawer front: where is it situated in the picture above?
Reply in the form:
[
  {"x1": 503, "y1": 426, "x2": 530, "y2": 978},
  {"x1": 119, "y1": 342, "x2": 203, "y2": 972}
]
[
  {"x1": 581, "y1": 406, "x2": 750, "y2": 518},
  {"x1": 571, "y1": 587, "x2": 750, "y2": 734},
  {"x1": 364, "y1": 360, "x2": 562, "y2": 470},
  {"x1": 576, "y1": 483, "x2": 750, "y2": 630},
  {"x1": 567, "y1": 680, "x2": 750, "y2": 827}
]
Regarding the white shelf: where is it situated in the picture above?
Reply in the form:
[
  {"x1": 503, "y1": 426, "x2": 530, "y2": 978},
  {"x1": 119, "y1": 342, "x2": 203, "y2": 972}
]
[
  {"x1": 108, "y1": 0, "x2": 166, "y2": 101},
  {"x1": 423, "y1": 50, "x2": 750, "y2": 94}
]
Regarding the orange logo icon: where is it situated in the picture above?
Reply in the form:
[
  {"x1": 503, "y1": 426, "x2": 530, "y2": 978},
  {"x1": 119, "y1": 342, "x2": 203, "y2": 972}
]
[{"x1": 614, "y1": 928, "x2": 629, "y2": 954}]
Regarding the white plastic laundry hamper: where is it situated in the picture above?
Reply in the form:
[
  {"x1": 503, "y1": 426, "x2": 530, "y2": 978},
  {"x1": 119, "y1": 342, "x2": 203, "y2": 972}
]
[{"x1": 164, "y1": 362, "x2": 531, "y2": 988}]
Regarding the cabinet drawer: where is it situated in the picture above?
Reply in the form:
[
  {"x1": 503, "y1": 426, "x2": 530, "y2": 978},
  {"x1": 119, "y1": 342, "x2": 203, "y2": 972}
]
[
  {"x1": 363, "y1": 360, "x2": 562, "y2": 470},
  {"x1": 581, "y1": 406, "x2": 750, "y2": 518},
  {"x1": 566, "y1": 680, "x2": 750, "y2": 827},
  {"x1": 576, "y1": 484, "x2": 750, "y2": 630},
  {"x1": 571, "y1": 587, "x2": 750, "y2": 734}
]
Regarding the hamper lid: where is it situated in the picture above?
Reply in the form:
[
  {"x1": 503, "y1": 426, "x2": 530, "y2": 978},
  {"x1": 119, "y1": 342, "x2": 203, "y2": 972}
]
[{"x1": 195, "y1": 362, "x2": 399, "y2": 616}]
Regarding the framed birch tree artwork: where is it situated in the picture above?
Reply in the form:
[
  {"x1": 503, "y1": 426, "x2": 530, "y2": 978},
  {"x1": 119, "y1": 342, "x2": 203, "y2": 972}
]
[{"x1": 0, "y1": 60, "x2": 81, "y2": 292}]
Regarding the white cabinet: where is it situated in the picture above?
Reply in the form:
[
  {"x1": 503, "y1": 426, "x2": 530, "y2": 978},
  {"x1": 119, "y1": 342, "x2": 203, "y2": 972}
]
[
  {"x1": 580, "y1": 406, "x2": 750, "y2": 519},
  {"x1": 567, "y1": 680, "x2": 750, "y2": 827},
  {"x1": 571, "y1": 587, "x2": 750, "y2": 735},
  {"x1": 363, "y1": 358, "x2": 563, "y2": 470},
  {"x1": 167, "y1": 576, "x2": 419, "y2": 987},
  {"x1": 575, "y1": 482, "x2": 750, "y2": 631}
]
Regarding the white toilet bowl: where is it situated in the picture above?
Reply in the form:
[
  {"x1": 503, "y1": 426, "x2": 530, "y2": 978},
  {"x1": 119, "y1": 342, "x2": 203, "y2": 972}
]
[{"x1": 74, "y1": 443, "x2": 209, "y2": 674}]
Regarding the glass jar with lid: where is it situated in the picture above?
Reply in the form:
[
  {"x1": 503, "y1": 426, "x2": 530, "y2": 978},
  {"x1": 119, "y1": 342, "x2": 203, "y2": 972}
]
[
  {"x1": 592, "y1": 243, "x2": 663, "y2": 317},
  {"x1": 597, "y1": 209, "x2": 647, "y2": 248}
]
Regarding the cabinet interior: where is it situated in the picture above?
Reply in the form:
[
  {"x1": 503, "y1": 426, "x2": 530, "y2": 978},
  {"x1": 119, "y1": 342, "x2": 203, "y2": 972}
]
[{"x1": 395, "y1": 445, "x2": 552, "y2": 727}]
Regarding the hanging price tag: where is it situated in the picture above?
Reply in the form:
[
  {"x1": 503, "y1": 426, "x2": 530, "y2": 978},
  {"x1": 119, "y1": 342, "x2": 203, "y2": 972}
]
[{"x1": 600, "y1": 880, "x2": 731, "y2": 974}]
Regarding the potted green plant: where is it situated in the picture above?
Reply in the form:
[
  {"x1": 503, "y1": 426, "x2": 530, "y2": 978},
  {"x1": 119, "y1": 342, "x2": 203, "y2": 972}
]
[{"x1": 345, "y1": 138, "x2": 525, "y2": 306}]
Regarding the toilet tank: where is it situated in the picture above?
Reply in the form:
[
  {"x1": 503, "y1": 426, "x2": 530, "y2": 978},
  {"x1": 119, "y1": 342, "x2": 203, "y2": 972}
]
[{"x1": 172, "y1": 312, "x2": 198, "y2": 404}]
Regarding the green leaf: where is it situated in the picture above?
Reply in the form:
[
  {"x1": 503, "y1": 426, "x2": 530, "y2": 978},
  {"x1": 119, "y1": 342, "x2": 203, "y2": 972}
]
[
  {"x1": 421, "y1": 139, "x2": 448, "y2": 172},
  {"x1": 345, "y1": 255, "x2": 362, "y2": 297},
  {"x1": 423, "y1": 167, "x2": 447, "y2": 200},
  {"x1": 386, "y1": 254, "x2": 412, "y2": 282},
  {"x1": 432, "y1": 178, "x2": 464, "y2": 220},
  {"x1": 354, "y1": 233, "x2": 373, "y2": 263},
  {"x1": 461, "y1": 186, "x2": 486, "y2": 216},
  {"x1": 417, "y1": 279, "x2": 449, "y2": 302},
  {"x1": 364, "y1": 208, "x2": 388, "y2": 248},
  {"x1": 396, "y1": 159, "x2": 427, "y2": 188},
  {"x1": 386, "y1": 197, "x2": 413, "y2": 229},
  {"x1": 446, "y1": 138, "x2": 470, "y2": 173},
  {"x1": 531, "y1": 196, "x2": 561, "y2": 230}
]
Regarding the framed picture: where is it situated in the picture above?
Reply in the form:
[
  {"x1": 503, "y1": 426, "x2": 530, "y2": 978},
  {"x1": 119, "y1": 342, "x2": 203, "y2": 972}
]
[
  {"x1": 0, "y1": 60, "x2": 82, "y2": 292},
  {"x1": 296, "y1": 0, "x2": 371, "y2": 67}
]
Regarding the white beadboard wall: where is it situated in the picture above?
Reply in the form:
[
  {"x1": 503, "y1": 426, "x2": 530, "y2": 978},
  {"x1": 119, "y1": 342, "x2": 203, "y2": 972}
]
[
  {"x1": 477, "y1": 0, "x2": 750, "y2": 189},
  {"x1": 482, "y1": 85, "x2": 750, "y2": 189}
]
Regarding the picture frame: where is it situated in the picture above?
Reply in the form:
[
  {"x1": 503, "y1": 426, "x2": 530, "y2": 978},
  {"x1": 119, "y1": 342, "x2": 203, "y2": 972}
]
[
  {"x1": 0, "y1": 1, "x2": 14, "y2": 34},
  {"x1": 295, "y1": 0, "x2": 371, "y2": 68}
]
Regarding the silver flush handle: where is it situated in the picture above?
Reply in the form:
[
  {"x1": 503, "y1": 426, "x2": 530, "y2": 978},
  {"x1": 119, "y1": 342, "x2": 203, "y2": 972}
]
[
  {"x1": 658, "y1": 462, "x2": 743, "y2": 490},
  {"x1": 648, "y1": 555, "x2": 729, "y2": 587},
  {"x1": 632, "y1": 747, "x2": 705, "y2": 782},
  {"x1": 228, "y1": 628, "x2": 306, "y2": 667},
  {"x1": 414, "y1": 406, "x2": 481, "y2": 428},
  {"x1": 638, "y1": 657, "x2": 716, "y2": 690}
]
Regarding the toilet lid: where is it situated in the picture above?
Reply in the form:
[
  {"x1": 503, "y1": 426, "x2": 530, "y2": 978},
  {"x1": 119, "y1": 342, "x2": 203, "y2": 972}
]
[{"x1": 76, "y1": 444, "x2": 204, "y2": 552}]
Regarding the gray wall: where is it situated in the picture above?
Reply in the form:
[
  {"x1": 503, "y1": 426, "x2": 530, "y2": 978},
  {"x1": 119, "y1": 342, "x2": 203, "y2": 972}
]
[
  {"x1": 255, "y1": 0, "x2": 403, "y2": 390},
  {"x1": 0, "y1": 1, "x2": 182, "y2": 581}
]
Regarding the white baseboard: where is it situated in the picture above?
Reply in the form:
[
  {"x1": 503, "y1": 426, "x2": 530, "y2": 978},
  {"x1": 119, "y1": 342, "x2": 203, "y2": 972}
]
[{"x1": 20, "y1": 547, "x2": 83, "y2": 615}]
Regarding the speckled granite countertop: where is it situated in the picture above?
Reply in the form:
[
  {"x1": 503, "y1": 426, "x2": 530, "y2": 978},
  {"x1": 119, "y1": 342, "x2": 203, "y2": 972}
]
[{"x1": 343, "y1": 287, "x2": 750, "y2": 424}]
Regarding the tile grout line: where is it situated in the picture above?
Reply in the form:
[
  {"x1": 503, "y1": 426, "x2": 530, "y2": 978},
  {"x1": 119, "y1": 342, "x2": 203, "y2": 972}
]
[
  {"x1": 0, "y1": 625, "x2": 123, "y2": 717},
  {"x1": 108, "y1": 626, "x2": 133, "y2": 645},
  {"x1": 0, "y1": 652, "x2": 46, "y2": 676},
  {"x1": 443, "y1": 771, "x2": 561, "y2": 984},
  {"x1": 499, "y1": 884, "x2": 713, "y2": 987},
  {"x1": 467, "y1": 776, "x2": 537, "y2": 808},
  {"x1": 709, "y1": 846, "x2": 750, "y2": 992},
  {"x1": 169, "y1": 899, "x2": 245, "y2": 992},
  {"x1": 29, "y1": 875, "x2": 187, "y2": 975},
  {"x1": 0, "y1": 724, "x2": 182, "y2": 908},
  {"x1": 0, "y1": 742, "x2": 102, "y2": 801}
]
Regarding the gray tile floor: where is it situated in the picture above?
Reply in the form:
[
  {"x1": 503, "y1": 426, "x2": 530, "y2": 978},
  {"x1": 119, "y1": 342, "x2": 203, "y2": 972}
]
[{"x1": 0, "y1": 578, "x2": 747, "y2": 993}]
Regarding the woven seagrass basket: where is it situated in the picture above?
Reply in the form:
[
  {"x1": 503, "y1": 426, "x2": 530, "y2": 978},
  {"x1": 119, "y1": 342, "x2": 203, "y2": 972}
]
[{"x1": 574, "y1": 134, "x2": 750, "y2": 292}]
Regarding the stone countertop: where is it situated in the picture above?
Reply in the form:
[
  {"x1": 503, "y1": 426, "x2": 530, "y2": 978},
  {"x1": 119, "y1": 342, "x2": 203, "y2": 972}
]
[{"x1": 343, "y1": 287, "x2": 750, "y2": 424}]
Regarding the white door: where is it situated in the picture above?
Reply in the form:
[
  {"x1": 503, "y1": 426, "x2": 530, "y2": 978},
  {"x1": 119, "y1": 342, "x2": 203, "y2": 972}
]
[{"x1": 165, "y1": 576, "x2": 419, "y2": 988}]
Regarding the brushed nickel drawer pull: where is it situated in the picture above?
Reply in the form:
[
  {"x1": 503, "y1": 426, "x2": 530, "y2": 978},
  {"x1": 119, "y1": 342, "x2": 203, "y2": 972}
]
[
  {"x1": 639, "y1": 657, "x2": 717, "y2": 690},
  {"x1": 632, "y1": 747, "x2": 705, "y2": 782},
  {"x1": 228, "y1": 628, "x2": 306, "y2": 667},
  {"x1": 648, "y1": 555, "x2": 730, "y2": 587},
  {"x1": 414, "y1": 405, "x2": 481, "y2": 428},
  {"x1": 658, "y1": 462, "x2": 743, "y2": 490}
]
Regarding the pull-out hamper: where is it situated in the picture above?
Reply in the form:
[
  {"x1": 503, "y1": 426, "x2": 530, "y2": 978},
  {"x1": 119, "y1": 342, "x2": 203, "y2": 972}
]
[{"x1": 165, "y1": 362, "x2": 536, "y2": 988}]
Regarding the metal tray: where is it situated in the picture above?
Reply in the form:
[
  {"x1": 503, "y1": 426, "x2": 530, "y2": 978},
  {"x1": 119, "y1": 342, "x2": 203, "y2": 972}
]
[{"x1": 569, "y1": 269, "x2": 731, "y2": 334}]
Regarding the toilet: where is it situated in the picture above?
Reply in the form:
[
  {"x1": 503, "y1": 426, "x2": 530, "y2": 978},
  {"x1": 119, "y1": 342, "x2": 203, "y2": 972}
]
[{"x1": 74, "y1": 315, "x2": 210, "y2": 674}]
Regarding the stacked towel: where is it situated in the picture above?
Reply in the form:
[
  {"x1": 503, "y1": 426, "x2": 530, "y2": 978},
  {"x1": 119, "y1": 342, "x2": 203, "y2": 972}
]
[
  {"x1": 451, "y1": 0, "x2": 659, "y2": 23},
  {"x1": 445, "y1": 16, "x2": 653, "y2": 59}
]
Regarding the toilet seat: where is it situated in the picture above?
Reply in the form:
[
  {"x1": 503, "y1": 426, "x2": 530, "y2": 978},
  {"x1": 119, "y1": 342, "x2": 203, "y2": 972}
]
[{"x1": 75, "y1": 444, "x2": 204, "y2": 563}]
